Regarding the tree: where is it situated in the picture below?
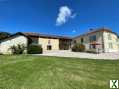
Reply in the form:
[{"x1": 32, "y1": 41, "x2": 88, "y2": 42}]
[
  {"x1": 0, "y1": 32, "x2": 11, "y2": 40},
  {"x1": 9, "y1": 44, "x2": 27, "y2": 54},
  {"x1": 72, "y1": 43, "x2": 85, "y2": 52}
]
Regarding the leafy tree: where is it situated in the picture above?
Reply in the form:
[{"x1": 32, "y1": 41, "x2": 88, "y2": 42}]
[
  {"x1": 0, "y1": 32, "x2": 11, "y2": 40},
  {"x1": 72, "y1": 43, "x2": 85, "y2": 52},
  {"x1": 9, "y1": 44, "x2": 27, "y2": 54}
]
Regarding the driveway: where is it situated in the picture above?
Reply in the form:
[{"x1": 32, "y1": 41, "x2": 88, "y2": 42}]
[{"x1": 37, "y1": 50, "x2": 119, "y2": 60}]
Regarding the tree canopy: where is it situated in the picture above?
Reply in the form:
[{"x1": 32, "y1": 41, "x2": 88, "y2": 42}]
[{"x1": 0, "y1": 32, "x2": 11, "y2": 40}]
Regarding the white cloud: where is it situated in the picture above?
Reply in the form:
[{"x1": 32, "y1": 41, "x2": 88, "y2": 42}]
[
  {"x1": 56, "y1": 6, "x2": 76, "y2": 26},
  {"x1": 71, "y1": 13, "x2": 77, "y2": 19},
  {"x1": 72, "y1": 30, "x2": 76, "y2": 33}
]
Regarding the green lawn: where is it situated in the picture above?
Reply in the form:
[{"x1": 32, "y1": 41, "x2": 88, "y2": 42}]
[{"x1": 0, "y1": 55, "x2": 119, "y2": 89}]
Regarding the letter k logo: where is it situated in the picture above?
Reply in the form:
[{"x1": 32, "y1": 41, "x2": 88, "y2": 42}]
[{"x1": 110, "y1": 80, "x2": 118, "y2": 88}]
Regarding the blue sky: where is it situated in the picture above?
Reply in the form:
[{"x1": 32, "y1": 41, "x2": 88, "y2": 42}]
[{"x1": 0, "y1": 0, "x2": 119, "y2": 36}]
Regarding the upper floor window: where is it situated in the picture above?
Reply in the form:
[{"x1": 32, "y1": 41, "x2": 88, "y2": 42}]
[
  {"x1": 48, "y1": 40, "x2": 51, "y2": 44},
  {"x1": 108, "y1": 33, "x2": 112, "y2": 40},
  {"x1": 89, "y1": 35, "x2": 96, "y2": 42}
]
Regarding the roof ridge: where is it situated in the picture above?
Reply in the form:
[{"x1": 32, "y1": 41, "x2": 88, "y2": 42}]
[
  {"x1": 74, "y1": 27, "x2": 113, "y2": 38},
  {"x1": 21, "y1": 32, "x2": 72, "y2": 39}
]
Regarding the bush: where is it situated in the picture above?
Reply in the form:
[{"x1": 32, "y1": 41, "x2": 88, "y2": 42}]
[
  {"x1": 86, "y1": 49, "x2": 97, "y2": 54},
  {"x1": 72, "y1": 43, "x2": 85, "y2": 52},
  {"x1": 0, "y1": 53, "x2": 3, "y2": 55},
  {"x1": 9, "y1": 44, "x2": 26, "y2": 54},
  {"x1": 28, "y1": 44, "x2": 43, "y2": 54}
]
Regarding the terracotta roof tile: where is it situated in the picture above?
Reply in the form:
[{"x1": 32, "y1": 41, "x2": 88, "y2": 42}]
[
  {"x1": 22, "y1": 32, "x2": 72, "y2": 40},
  {"x1": 74, "y1": 27, "x2": 118, "y2": 38}
]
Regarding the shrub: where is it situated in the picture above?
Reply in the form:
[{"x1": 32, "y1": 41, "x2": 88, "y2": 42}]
[
  {"x1": 9, "y1": 44, "x2": 26, "y2": 54},
  {"x1": 86, "y1": 49, "x2": 97, "y2": 54},
  {"x1": 28, "y1": 44, "x2": 43, "y2": 54},
  {"x1": 72, "y1": 43, "x2": 85, "y2": 52},
  {"x1": 0, "y1": 52, "x2": 3, "y2": 55}
]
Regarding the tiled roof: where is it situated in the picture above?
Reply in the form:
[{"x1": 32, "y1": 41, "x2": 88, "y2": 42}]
[
  {"x1": 0, "y1": 32, "x2": 72, "y2": 42},
  {"x1": 74, "y1": 27, "x2": 119, "y2": 38},
  {"x1": 22, "y1": 32, "x2": 40, "y2": 37},
  {"x1": 22, "y1": 32, "x2": 72, "y2": 40}
]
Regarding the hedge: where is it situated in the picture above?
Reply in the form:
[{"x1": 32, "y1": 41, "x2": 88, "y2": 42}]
[
  {"x1": 72, "y1": 43, "x2": 85, "y2": 52},
  {"x1": 28, "y1": 44, "x2": 43, "y2": 54}
]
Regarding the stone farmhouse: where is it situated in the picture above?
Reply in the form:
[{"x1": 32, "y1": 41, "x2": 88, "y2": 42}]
[{"x1": 0, "y1": 28, "x2": 119, "y2": 54}]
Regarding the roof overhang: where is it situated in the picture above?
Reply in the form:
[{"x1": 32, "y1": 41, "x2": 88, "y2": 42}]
[{"x1": 0, "y1": 32, "x2": 32, "y2": 43}]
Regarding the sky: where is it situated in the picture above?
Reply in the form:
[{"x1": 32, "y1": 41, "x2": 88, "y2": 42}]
[{"x1": 0, "y1": 0, "x2": 119, "y2": 37}]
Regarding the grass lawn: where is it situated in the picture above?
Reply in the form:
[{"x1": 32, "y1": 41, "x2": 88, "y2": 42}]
[{"x1": 0, "y1": 55, "x2": 119, "y2": 89}]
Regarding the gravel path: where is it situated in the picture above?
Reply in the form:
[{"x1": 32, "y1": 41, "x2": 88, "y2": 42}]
[{"x1": 36, "y1": 50, "x2": 119, "y2": 60}]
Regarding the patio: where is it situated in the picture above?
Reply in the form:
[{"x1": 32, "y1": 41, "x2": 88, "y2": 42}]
[{"x1": 37, "y1": 50, "x2": 119, "y2": 60}]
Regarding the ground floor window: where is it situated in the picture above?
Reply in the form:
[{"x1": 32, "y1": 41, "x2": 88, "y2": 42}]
[
  {"x1": 90, "y1": 45, "x2": 96, "y2": 49},
  {"x1": 109, "y1": 43, "x2": 113, "y2": 49},
  {"x1": 47, "y1": 45, "x2": 52, "y2": 50},
  {"x1": 92, "y1": 45, "x2": 96, "y2": 49}
]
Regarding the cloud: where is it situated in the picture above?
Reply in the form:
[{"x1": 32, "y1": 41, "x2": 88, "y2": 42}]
[
  {"x1": 72, "y1": 30, "x2": 76, "y2": 33},
  {"x1": 71, "y1": 13, "x2": 77, "y2": 18},
  {"x1": 56, "y1": 6, "x2": 76, "y2": 26}
]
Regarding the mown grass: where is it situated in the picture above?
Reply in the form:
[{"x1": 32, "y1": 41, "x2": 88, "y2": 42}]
[{"x1": 0, "y1": 55, "x2": 119, "y2": 89}]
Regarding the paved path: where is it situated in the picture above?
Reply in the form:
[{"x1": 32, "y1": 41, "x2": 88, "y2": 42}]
[{"x1": 35, "y1": 50, "x2": 119, "y2": 60}]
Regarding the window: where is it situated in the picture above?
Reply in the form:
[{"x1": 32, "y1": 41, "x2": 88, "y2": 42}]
[
  {"x1": 90, "y1": 35, "x2": 96, "y2": 42},
  {"x1": 81, "y1": 38, "x2": 84, "y2": 43},
  {"x1": 109, "y1": 43, "x2": 113, "y2": 49},
  {"x1": 90, "y1": 45, "x2": 96, "y2": 49},
  {"x1": 92, "y1": 45, "x2": 96, "y2": 49},
  {"x1": 48, "y1": 40, "x2": 51, "y2": 45},
  {"x1": 74, "y1": 40, "x2": 77, "y2": 44},
  {"x1": 108, "y1": 33, "x2": 112, "y2": 40},
  {"x1": 31, "y1": 40, "x2": 38, "y2": 45},
  {"x1": 47, "y1": 45, "x2": 52, "y2": 50}
]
